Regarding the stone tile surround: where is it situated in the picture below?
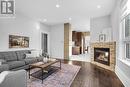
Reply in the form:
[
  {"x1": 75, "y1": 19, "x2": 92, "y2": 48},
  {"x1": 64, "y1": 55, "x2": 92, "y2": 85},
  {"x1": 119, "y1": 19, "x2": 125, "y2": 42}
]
[{"x1": 91, "y1": 42, "x2": 116, "y2": 71}]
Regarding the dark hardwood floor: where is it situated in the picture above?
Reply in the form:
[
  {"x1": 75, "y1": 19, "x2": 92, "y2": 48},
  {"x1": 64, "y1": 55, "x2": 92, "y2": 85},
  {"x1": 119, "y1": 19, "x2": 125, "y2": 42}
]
[{"x1": 62, "y1": 60, "x2": 124, "y2": 87}]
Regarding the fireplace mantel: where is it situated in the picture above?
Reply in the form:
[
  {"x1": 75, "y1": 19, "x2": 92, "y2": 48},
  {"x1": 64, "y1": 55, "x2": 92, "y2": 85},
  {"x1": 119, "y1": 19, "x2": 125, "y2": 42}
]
[{"x1": 91, "y1": 42, "x2": 116, "y2": 71}]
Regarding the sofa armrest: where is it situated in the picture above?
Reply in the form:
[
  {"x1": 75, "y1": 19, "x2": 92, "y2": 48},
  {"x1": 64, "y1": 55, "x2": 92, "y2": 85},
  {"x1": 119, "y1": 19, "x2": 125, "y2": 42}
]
[
  {"x1": 0, "y1": 71, "x2": 10, "y2": 84},
  {"x1": 0, "y1": 64, "x2": 9, "y2": 73},
  {"x1": 0, "y1": 70, "x2": 27, "y2": 87}
]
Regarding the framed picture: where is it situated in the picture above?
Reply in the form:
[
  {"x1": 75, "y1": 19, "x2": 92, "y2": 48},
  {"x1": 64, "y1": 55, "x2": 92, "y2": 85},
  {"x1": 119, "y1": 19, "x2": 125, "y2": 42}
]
[
  {"x1": 9, "y1": 35, "x2": 29, "y2": 48},
  {"x1": 99, "y1": 34, "x2": 106, "y2": 42}
]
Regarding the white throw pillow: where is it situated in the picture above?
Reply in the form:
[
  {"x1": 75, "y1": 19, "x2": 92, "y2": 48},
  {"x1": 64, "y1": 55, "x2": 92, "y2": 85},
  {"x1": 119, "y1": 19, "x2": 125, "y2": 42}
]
[
  {"x1": 26, "y1": 54, "x2": 35, "y2": 58},
  {"x1": 0, "y1": 59, "x2": 6, "y2": 65},
  {"x1": 26, "y1": 50, "x2": 40, "y2": 58},
  {"x1": 31, "y1": 50, "x2": 40, "y2": 57}
]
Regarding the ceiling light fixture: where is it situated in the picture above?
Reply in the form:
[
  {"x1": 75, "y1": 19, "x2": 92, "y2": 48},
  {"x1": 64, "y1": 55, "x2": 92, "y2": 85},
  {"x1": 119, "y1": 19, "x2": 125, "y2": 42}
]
[
  {"x1": 97, "y1": 5, "x2": 101, "y2": 9},
  {"x1": 69, "y1": 17, "x2": 72, "y2": 21},
  {"x1": 56, "y1": 0, "x2": 60, "y2": 8},
  {"x1": 56, "y1": 4, "x2": 60, "y2": 8},
  {"x1": 43, "y1": 19, "x2": 47, "y2": 22}
]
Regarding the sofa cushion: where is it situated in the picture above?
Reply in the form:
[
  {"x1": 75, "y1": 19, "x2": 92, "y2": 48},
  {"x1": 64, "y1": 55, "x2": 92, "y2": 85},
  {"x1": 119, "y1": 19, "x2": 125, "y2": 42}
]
[
  {"x1": 15, "y1": 50, "x2": 30, "y2": 61},
  {"x1": 0, "y1": 59, "x2": 6, "y2": 64},
  {"x1": 0, "y1": 53, "x2": 7, "y2": 64},
  {"x1": 0, "y1": 64, "x2": 9, "y2": 73},
  {"x1": 2, "y1": 52, "x2": 18, "y2": 62},
  {"x1": 23, "y1": 58, "x2": 37, "y2": 64},
  {"x1": 0, "y1": 53, "x2": 5, "y2": 59},
  {"x1": 7, "y1": 61, "x2": 25, "y2": 70}
]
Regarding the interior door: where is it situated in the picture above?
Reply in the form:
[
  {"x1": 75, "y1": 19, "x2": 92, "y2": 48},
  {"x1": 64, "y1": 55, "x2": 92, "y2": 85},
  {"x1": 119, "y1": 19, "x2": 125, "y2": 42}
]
[{"x1": 41, "y1": 33, "x2": 48, "y2": 53}]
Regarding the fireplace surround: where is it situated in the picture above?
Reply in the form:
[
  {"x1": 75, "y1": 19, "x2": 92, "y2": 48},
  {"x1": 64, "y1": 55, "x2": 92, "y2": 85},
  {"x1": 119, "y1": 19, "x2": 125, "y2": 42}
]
[{"x1": 91, "y1": 42, "x2": 116, "y2": 71}]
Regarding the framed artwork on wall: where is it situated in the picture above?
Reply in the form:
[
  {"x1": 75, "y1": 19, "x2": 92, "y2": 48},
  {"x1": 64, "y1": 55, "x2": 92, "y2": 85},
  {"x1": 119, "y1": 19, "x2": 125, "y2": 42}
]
[
  {"x1": 99, "y1": 34, "x2": 106, "y2": 42},
  {"x1": 9, "y1": 35, "x2": 29, "y2": 48}
]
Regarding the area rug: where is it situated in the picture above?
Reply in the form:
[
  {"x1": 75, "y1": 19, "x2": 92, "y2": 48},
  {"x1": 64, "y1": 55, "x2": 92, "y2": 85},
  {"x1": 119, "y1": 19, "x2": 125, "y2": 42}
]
[{"x1": 27, "y1": 63, "x2": 81, "y2": 87}]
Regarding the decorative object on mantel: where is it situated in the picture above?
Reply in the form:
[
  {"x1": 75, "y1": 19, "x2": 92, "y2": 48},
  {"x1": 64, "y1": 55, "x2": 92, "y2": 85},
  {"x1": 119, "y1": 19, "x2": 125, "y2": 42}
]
[
  {"x1": 9, "y1": 35, "x2": 29, "y2": 48},
  {"x1": 99, "y1": 34, "x2": 106, "y2": 42},
  {"x1": 99, "y1": 28, "x2": 112, "y2": 42}
]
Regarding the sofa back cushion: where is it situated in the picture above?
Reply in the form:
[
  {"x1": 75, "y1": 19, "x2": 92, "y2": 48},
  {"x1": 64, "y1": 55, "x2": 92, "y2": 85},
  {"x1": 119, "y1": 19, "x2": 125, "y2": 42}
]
[
  {"x1": 0, "y1": 53, "x2": 5, "y2": 60},
  {"x1": 16, "y1": 50, "x2": 30, "y2": 60},
  {"x1": 0, "y1": 53, "x2": 7, "y2": 64},
  {"x1": 2, "y1": 51, "x2": 18, "y2": 62}
]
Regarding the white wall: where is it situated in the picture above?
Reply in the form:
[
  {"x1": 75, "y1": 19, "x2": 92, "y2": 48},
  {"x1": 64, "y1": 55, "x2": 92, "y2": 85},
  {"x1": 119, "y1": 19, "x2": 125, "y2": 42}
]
[
  {"x1": 71, "y1": 18, "x2": 90, "y2": 32},
  {"x1": 50, "y1": 24, "x2": 64, "y2": 59},
  {"x1": 0, "y1": 13, "x2": 50, "y2": 52},
  {"x1": 85, "y1": 36, "x2": 90, "y2": 47},
  {"x1": 0, "y1": 11, "x2": 64, "y2": 58},
  {"x1": 90, "y1": 15, "x2": 112, "y2": 42},
  {"x1": 111, "y1": 0, "x2": 130, "y2": 87}
]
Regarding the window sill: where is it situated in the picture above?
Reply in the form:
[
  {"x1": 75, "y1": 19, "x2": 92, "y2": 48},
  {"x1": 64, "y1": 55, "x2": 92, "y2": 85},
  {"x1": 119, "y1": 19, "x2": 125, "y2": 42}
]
[{"x1": 119, "y1": 59, "x2": 130, "y2": 67}]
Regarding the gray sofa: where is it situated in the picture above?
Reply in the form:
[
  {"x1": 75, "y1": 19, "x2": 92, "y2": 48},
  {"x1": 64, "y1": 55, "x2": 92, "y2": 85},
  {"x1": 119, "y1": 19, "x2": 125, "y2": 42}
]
[{"x1": 0, "y1": 50, "x2": 43, "y2": 73}]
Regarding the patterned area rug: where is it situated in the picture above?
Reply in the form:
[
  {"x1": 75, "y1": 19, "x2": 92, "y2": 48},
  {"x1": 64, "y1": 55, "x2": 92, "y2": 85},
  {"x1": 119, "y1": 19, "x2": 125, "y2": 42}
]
[{"x1": 27, "y1": 63, "x2": 81, "y2": 87}]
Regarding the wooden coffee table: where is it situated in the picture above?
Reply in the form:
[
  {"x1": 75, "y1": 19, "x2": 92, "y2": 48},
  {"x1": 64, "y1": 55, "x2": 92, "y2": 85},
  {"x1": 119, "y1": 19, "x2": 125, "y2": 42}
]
[{"x1": 29, "y1": 59, "x2": 61, "y2": 83}]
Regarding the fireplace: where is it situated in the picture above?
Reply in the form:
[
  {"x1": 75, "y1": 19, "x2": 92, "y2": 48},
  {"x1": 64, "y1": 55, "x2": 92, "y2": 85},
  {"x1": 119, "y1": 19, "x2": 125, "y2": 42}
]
[
  {"x1": 94, "y1": 48, "x2": 110, "y2": 66},
  {"x1": 91, "y1": 42, "x2": 116, "y2": 71}
]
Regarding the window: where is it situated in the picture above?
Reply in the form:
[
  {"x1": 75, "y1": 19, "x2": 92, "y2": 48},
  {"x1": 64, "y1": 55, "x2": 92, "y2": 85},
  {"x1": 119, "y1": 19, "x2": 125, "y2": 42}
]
[
  {"x1": 123, "y1": 14, "x2": 130, "y2": 59},
  {"x1": 125, "y1": 14, "x2": 130, "y2": 38},
  {"x1": 125, "y1": 43, "x2": 130, "y2": 59}
]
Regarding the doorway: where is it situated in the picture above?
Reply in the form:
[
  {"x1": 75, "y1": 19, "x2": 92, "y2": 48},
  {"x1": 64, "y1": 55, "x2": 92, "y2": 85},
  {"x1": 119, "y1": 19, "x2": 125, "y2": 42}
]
[
  {"x1": 41, "y1": 33, "x2": 48, "y2": 53},
  {"x1": 70, "y1": 31, "x2": 91, "y2": 62}
]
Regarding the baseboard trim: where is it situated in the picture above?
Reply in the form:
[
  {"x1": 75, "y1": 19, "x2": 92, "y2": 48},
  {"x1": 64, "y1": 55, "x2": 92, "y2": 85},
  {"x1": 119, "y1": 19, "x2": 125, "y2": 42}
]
[{"x1": 115, "y1": 66, "x2": 130, "y2": 87}]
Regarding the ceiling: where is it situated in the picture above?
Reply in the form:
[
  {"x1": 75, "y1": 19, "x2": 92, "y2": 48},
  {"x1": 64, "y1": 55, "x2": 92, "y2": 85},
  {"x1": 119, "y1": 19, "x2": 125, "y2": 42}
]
[{"x1": 16, "y1": 0, "x2": 116, "y2": 31}]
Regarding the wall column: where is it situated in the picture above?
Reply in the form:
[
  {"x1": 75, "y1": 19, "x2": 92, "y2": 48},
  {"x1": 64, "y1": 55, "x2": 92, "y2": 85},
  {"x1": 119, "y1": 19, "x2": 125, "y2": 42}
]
[{"x1": 64, "y1": 23, "x2": 72, "y2": 60}]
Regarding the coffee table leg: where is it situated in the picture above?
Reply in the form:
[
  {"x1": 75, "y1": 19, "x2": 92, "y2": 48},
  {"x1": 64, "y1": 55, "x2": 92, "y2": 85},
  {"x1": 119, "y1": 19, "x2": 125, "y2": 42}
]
[
  {"x1": 60, "y1": 60, "x2": 61, "y2": 70},
  {"x1": 29, "y1": 65, "x2": 30, "y2": 79},
  {"x1": 42, "y1": 69, "x2": 43, "y2": 84}
]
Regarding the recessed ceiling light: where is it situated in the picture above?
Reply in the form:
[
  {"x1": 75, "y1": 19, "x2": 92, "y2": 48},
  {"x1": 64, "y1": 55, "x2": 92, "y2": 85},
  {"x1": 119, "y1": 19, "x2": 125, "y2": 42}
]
[
  {"x1": 43, "y1": 19, "x2": 47, "y2": 22},
  {"x1": 69, "y1": 17, "x2": 72, "y2": 21},
  {"x1": 56, "y1": 4, "x2": 60, "y2": 8},
  {"x1": 97, "y1": 5, "x2": 101, "y2": 8}
]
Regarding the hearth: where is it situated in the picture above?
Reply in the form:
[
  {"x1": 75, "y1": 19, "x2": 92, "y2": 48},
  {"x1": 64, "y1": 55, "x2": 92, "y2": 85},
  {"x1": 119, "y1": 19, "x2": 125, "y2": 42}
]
[{"x1": 94, "y1": 48, "x2": 110, "y2": 66}]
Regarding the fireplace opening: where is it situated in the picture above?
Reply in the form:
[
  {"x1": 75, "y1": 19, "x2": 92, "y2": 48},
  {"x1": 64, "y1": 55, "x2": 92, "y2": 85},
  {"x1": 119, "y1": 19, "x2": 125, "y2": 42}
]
[{"x1": 94, "y1": 48, "x2": 110, "y2": 66}]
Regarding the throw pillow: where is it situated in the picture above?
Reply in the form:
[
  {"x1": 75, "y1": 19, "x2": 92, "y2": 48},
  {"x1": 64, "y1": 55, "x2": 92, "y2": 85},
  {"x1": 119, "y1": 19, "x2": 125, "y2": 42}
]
[
  {"x1": 25, "y1": 54, "x2": 35, "y2": 58},
  {"x1": 0, "y1": 59, "x2": 6, "y2": 65},
  {"x1": 31, "y1": 50, "x2": 40, "y2": 57}
]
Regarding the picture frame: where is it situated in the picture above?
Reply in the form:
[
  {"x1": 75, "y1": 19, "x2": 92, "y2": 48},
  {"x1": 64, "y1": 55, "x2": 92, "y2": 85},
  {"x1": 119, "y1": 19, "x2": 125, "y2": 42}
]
[
  {"x1": 9, "y1": 35, "x2": 29, "y2": 48},
  {"x1": 99, "y1": 34, "x2": 106, "y2": 42}
]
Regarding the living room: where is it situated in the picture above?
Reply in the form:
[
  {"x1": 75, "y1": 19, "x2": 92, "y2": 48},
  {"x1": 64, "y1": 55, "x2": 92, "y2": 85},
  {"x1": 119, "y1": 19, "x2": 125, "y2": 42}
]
[{"x1": 0, "y1": 0, "x2": 130, "y2": 87}]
